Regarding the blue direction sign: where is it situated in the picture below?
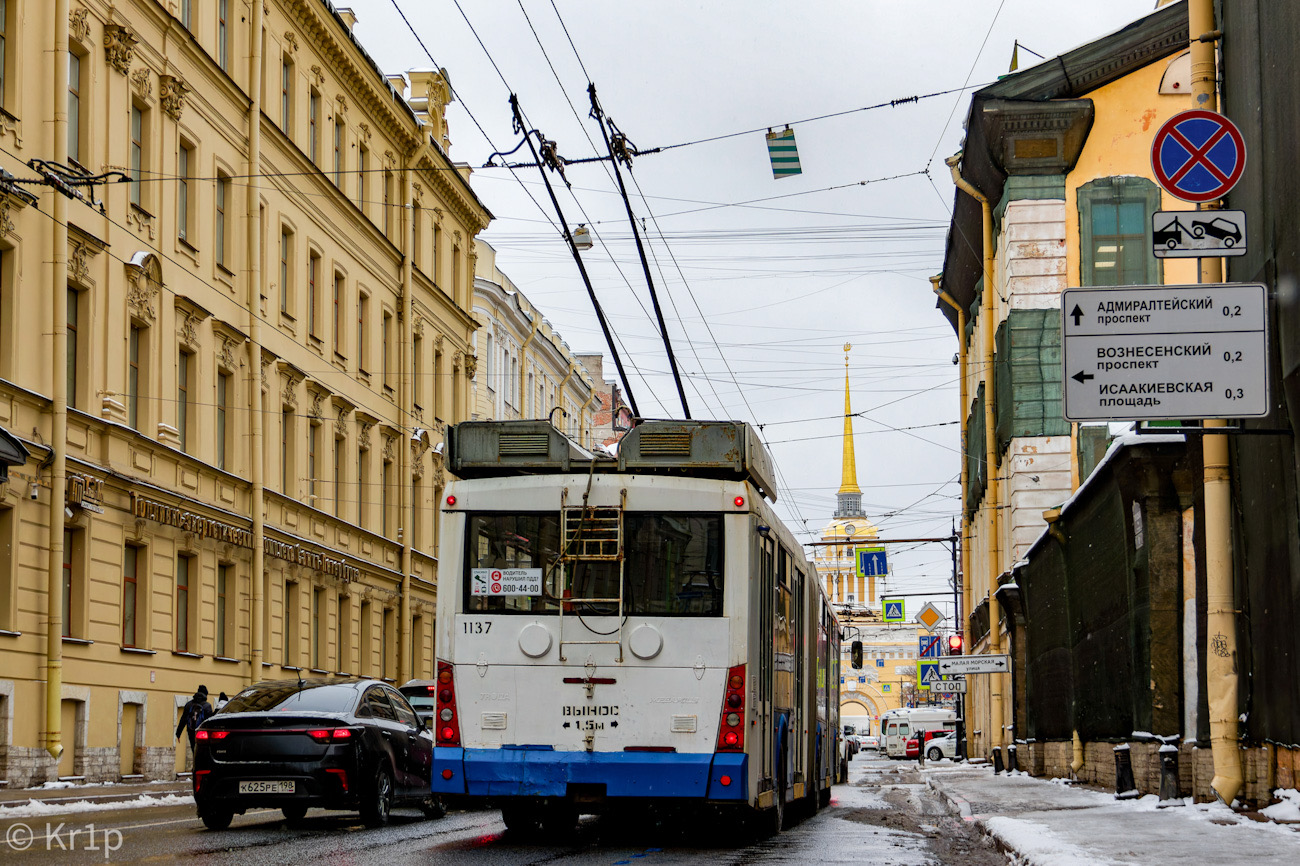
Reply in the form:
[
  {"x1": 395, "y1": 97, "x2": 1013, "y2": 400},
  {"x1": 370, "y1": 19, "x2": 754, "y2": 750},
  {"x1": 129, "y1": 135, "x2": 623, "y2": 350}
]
[
  {"x1": 883, "y1": 598, "x2": 905, "y2": 623},
  {"x1": 1151, "y1": 110, "x2": 1246, "y2": 203},
  {"x1": 856, "y1": 546, "x2": 888, "y2": 578},
  {"x1": 919, "y1": 635, "x2": 941, "y2": 658},
  {"x1": 918, "y1": 661, "x2": 942, "y2": 691}
]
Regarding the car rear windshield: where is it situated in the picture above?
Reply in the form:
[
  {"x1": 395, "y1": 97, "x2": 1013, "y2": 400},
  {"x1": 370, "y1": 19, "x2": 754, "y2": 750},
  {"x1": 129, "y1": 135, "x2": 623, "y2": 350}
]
[
  {"x1": 464, "y1": 512, "x2": 724, "y2": 616},
  {"x1": 221, "y1": 683, "x2": 357, "y2": 715}
]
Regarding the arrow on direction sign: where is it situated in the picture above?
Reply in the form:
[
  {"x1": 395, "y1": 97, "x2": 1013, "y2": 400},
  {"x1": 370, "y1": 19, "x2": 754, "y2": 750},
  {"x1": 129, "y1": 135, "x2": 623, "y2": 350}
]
[
  {"x1": 1072, "y1": 371, "x2": 1095, "y2": 384},
  {"x1": 1070, "y1": 305, "x2": 1084, "y2": 326}
]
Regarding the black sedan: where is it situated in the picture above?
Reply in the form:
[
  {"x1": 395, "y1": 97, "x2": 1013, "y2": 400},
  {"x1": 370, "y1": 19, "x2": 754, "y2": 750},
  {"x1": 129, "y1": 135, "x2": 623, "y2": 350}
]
[{"x1": 192, "y1": 678, "x2": 438, "y2": 830}]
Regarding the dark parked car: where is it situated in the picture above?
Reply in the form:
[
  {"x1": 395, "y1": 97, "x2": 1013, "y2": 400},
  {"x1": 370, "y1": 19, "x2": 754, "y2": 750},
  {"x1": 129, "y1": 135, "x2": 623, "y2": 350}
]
[
  {"x1": 398, "y1": 679, "x2": 439, "y2": 730},
  {"x1": 192, "y1": 678, "x2": 439, "y2": 830}
]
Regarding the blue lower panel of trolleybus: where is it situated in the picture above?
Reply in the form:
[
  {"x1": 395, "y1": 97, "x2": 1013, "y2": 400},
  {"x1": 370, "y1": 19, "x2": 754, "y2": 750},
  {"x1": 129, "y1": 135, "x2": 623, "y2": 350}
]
[{"x1": 433, "y1": 746, "x2": 747, "y2": 800}]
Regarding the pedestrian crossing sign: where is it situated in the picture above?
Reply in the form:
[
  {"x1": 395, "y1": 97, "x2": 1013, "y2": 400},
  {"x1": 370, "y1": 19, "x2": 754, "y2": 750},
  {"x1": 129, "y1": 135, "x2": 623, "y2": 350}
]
[
  {"x1": 918, "y1": 660, "x2": 941, "y2": 691},
  {"x1": 882, "y1": 684, "x2": 891, "y2": 693},
  {"x1": 883, "y1": 598, "x2": 905, "y2": 623}
]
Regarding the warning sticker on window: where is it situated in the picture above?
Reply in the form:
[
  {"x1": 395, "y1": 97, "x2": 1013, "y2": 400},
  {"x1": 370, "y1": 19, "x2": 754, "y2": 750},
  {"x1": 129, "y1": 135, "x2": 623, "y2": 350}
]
[{"x1": 470, "y1": 568, "x2": 543, "y2": 596}]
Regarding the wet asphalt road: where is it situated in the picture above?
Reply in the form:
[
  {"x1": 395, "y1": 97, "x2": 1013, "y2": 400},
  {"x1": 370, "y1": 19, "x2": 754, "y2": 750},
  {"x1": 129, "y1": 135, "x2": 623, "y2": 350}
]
[{"x1": 0, "y1": 754, "x2": 1007, "y2": 864}]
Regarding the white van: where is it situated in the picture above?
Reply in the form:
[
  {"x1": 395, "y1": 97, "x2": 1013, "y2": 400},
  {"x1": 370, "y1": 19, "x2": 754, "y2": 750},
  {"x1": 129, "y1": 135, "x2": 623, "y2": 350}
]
[{"x1": 882, "y1": 709, "x2": 957, "y2": 758}]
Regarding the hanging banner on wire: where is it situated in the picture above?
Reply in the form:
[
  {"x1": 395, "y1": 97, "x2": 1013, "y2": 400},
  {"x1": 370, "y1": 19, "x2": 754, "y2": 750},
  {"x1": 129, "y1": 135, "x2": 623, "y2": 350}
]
[{"x1": 766, "y1": 126, "x2": 802, "y2": 178}]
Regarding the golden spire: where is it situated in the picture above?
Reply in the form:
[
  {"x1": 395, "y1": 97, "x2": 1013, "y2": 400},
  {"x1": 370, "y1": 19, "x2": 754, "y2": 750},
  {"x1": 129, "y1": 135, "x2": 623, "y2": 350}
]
[{"x1": 839, "y1": 343, "x2": 861, "y2": 495}]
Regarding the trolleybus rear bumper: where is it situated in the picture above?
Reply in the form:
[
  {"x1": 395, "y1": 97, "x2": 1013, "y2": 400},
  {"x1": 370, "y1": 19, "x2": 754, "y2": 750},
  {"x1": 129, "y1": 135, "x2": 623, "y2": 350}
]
[{"x1": 433, "y1": 746, "x2": 747, "y2": 800}]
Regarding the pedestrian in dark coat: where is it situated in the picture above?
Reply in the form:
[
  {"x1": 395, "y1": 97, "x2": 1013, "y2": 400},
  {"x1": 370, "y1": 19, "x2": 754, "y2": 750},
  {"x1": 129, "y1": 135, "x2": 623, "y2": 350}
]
[{"x1": 175, "y1": 685, "x2": 212, "y2": 771}]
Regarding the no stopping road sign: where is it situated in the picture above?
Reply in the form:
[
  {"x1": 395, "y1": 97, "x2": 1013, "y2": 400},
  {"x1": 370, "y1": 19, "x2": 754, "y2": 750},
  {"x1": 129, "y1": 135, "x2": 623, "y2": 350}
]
[{"x1": 1151, "y1": 110, "x2": 1246, "y2": 203}]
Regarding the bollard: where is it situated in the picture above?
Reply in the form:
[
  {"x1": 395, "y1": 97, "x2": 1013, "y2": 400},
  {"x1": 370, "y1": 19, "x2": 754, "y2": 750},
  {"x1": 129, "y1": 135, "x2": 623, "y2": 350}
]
[
  {"x1": 1007, "y1": 742, "x2": 1018, "y2": 773},
  {"x1": 992, "y1": 746, "x2": 1004, "y2": 775},
  {"x1": 1158, "y1": 743, "x2": 1182, "y2": 803},
  {"x1": 1113, "y1": 743, "x2": 1139, "y2": 799}
]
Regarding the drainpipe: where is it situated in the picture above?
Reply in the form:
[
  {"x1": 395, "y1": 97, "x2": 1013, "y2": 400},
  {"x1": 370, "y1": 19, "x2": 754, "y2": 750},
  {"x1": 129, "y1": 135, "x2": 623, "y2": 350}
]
[
  {"x1": 554, "y1": 361, "x2": 576, "y2": 428},
  {"x1": 398, "y1": 159, "x2": 415, "y2": 685},
  {"x1": 45, "y1": 0, "x2": 71, "y2": 762},
  {"x1": 1189, "y1": 0, "x2": 1241, "y2": 805},
  {"x1": 246, "y1": 0, "x2": 266, "y2": 684},
  {"x1": 932, "y1": 274, "x2": 971, "y2": 759},
  {"x1": 947, "y1": 152, "x2": 1005, "y2": 755}
]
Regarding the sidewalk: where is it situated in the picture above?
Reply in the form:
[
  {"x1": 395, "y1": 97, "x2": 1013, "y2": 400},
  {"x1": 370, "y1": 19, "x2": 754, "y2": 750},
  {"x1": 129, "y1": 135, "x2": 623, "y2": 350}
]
[
  {"x1": 923, "y1": 761, "x2": 1300, "y2": 865},
  {"x1": 0, "y1": 779, "x2": 192, "y2": 815}
]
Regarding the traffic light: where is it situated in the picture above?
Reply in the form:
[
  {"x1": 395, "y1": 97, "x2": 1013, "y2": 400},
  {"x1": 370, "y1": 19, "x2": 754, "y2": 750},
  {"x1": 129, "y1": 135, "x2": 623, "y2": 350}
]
[
  {"x1": 850, "y1": 640, "x2": 863, "y2": 669},
  {"x1": 948, "y1": 633, "x2": 963, "y2": 655}
]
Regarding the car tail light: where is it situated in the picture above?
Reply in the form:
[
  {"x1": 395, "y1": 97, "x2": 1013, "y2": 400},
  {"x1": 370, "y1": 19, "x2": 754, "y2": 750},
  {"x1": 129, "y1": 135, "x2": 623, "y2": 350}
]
[
  {"x1": 716, "y1": 664, "x2": 746, "y2": 752},
  {"x1": 193, "y1": 770, "x2": 210, "y2": 793},
  {"x1": 326, "y1": 768, "x2": 349, "y2": 794},
  {"x1": 436, "y1": 660, "x2": 461, "y2": 746},
  {"x1": 195, "y1": 730, "x2": 229, "y2": 741},
  {"x1": 307, "y1": 728, "x2": 353, "y2": 742}
]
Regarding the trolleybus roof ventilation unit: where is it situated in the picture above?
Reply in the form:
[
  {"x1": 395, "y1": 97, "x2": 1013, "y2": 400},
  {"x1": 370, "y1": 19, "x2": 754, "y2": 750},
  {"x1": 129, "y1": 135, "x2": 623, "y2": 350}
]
[
  {"x1": 619, "y1": 420, "x2": 778, "y2": 502},
  {"x1": 446, "y1": 420, "x2": 608, "y2": 477},
  {"x1": 445, "y1": 419, "x2": 778, "y2": 502}
]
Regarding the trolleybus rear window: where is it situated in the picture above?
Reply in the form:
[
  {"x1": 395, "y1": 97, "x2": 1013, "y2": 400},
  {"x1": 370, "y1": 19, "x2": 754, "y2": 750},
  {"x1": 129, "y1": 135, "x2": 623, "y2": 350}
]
[{"x1": 465, "y1": 513, "x2": 723, "y2": 616}]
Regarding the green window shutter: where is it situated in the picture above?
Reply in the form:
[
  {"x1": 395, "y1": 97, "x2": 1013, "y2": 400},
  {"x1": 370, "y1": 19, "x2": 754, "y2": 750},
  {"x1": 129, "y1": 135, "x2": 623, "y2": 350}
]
[
  {"x1": 1077, "y1": 176, "x2": 1163, "y2": 287},
  {"x1": 966, "y1": 383, "x2": 986, "y2": 518},
  {"x1": 995, "y1": 309, "x2": 1070, "y2": 454}
]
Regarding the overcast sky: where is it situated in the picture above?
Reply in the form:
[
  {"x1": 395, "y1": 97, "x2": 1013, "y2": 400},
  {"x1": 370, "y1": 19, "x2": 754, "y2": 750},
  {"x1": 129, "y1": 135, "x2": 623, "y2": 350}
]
[{"x1": 351, "y1": 0, "x2": 1166, "y2": 615}]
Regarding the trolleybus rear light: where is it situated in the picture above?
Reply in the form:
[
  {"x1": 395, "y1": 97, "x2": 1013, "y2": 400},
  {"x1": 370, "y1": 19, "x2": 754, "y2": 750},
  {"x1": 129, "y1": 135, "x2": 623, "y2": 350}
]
[
  {"x1": 719, "y1": 775, "x2": 732, "y2": 786},
  {"x1": 435, "y1": 660, "x2": 462, "y2": 746},
  {"x1": 733, "y1": 496, "x2": 745, "y2": 508},
  {"x1": 442, "y1": 769, "x2": 454, "y2": 780},
  {"x1": 715, "y1": 663, "x2": 747, "y2": 752},
  {"x1": 445, "y1": 495, "x2": 457, "y2": 507}
]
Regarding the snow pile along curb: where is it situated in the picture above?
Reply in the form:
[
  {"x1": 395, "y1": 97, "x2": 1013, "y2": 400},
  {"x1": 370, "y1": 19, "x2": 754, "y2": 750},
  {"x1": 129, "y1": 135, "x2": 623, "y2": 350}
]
[{"x1": 0, "y1": 793, "x2": 194, "y2": 819}]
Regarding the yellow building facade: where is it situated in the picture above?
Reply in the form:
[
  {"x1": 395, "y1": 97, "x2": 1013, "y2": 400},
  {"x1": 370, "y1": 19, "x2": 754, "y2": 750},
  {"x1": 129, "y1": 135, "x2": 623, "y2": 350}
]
[
  {"x1": 938, "y1": 5, "x2": 1194, "y2": 760},
  {"x1": 470, "y1": 241, "x2": 598, "y2": 444},
  {"x1": 0, "y1": 0, "x2": 489, "y2": 785}
]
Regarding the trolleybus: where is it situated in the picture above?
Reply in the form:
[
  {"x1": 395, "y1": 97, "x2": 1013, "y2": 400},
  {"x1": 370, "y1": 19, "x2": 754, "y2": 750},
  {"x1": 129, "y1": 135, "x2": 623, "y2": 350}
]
[{"x1": 431, "y1": 419, "x2": 841, "y2": 835}]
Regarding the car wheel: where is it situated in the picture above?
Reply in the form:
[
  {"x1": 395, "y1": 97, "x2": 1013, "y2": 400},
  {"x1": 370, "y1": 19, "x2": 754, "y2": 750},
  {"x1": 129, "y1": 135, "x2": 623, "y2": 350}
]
[
  {"x1": 281, "y1": 805, "x2": 308, "y2": 824},
  {"x1": 200, "y1": 807, "x2": 233, "y2": 831},
  {"x1": 1225, "y1": 236, "x2": 1236, "y2": 248},
  {"x1": 360, "y1": 766, "x2": 395, "y2": 828},
  {"x1": 420, "y1": 797, "x2": 447, "y2": 820},
  {"x1": 1192, "y1": 225, "x2": 1206, "y2": 238},
  {"x1": 928, "y1": 747, "x2": 942, "y2": 762},
  {"x1": 1167, "y1": 238, "x2": 1179, "y2": 249}
]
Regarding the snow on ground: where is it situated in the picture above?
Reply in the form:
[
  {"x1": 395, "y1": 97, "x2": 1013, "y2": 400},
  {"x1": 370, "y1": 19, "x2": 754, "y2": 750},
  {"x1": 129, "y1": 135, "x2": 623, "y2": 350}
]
[
  {"x1": 1262, "y1": 789, "x2": 1300, "y2": 823},
  {"x1": 0, "y1": 793, "x2": 193, "y2": 819},
  {"x1": 984, "y1": 816, "x2": 1117, "y2": 866}
]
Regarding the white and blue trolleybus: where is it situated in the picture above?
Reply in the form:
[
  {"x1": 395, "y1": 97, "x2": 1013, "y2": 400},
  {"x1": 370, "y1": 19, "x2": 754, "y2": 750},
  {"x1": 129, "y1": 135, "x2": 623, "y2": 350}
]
[{"x1": 431, "y1": 419, "x2": 841, "y2": 835}]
